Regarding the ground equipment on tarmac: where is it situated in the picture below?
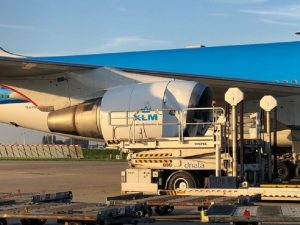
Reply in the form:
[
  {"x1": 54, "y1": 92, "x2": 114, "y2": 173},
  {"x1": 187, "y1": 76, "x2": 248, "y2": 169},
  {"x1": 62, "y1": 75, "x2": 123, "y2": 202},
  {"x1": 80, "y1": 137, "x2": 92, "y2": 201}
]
[
  {"x1": 0, "y1": 191, "x2": 153, "y2": 225},
  {"x1": 105, "y1": 87, "x2": 300, "y2": 194}
]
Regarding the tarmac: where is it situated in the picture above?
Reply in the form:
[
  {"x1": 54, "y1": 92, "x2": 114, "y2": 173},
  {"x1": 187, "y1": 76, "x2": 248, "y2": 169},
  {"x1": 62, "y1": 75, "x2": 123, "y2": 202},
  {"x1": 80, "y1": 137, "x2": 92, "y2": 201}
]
[
  {"x1": 0, "y1": 161, "x2": 127, "y2": 202},
  {"x1": 0, "y1": 161, "x2": 300, "y2": 225}
]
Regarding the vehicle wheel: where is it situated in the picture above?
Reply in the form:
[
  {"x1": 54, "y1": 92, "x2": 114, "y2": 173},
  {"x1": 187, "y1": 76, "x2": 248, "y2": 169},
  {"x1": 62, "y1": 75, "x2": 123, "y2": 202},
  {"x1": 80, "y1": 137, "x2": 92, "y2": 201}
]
[
  {"x1": 0, "y1": 219, "x2": 7, "y2": 225},
  {"x1": 277, "y1": 160, "x2": 294, "y2": 181},
  {"x1": 167, "y1": 171, "x2": 197, "y2": 190}
]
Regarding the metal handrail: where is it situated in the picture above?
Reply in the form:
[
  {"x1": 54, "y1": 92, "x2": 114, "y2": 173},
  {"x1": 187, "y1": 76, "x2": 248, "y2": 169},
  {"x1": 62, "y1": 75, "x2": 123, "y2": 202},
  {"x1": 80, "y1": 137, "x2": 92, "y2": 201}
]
[{"x1": 109, "y1": 107, "x2": 225, "y2": 142}]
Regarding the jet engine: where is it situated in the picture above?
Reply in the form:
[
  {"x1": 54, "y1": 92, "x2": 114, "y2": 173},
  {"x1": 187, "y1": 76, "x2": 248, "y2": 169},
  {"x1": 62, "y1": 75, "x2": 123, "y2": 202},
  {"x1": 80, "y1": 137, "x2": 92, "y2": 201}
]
[{"x1": 47, "y1": 80, "x2": 212, "y2": 141}]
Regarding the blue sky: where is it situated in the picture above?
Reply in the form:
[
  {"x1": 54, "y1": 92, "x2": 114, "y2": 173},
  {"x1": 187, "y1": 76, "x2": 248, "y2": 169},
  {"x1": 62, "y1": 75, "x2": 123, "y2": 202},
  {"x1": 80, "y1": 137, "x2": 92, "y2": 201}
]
[
  {"x1": 1, "y1": 0, "x2": 300, "y2": 56},
  {"x1": 0, "y1": 0, "x2": 300, "y2": 143}
]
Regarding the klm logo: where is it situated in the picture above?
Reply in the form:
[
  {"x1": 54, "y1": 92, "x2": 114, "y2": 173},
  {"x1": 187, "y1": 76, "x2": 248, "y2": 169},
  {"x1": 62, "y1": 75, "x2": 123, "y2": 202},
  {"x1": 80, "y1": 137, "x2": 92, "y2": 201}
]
[
  {"x1": 134, "y1": 113, "x2": 158, "y2": 121},
  {"x1": 134, "y1": 106, "x2": 158, "y2": 121}
]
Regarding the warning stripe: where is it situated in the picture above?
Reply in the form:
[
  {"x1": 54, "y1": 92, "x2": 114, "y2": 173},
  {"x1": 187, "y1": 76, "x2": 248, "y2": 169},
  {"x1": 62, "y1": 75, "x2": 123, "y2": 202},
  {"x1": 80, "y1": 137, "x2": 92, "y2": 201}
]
[
  {"x1": 135, "y1": 159, "x2": 172, "y2": 164},
  {"x1": 136, "y1": 153, "x2": 173, "y2": 158}
]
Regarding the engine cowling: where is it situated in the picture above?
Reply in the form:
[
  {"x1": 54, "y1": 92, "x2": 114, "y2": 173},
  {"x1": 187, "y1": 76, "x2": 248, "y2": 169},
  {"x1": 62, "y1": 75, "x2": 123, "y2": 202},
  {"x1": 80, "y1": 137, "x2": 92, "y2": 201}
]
[{"x1": 47, "y1": 80, "x2": 212, "y2": 141}]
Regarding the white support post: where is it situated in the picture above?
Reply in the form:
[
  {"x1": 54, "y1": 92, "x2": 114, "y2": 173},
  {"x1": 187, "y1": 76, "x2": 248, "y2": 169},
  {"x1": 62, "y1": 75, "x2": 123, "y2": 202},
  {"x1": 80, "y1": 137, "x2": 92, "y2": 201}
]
[
  {"x1": 225, "y1": 88, "x2": 244, "y2": 177},
  {"x1": 215, "y1": 124, "x2": 222, "y2": 177},
  {"x1": 232, "y1": 105, "x2": 237, "y2": 177},
  {"x1": 266, "y1": 110, "x2": 272, "y2": 181},
  {"x1": 260, "y1": 95, "x2": 277, "y2": 182}
]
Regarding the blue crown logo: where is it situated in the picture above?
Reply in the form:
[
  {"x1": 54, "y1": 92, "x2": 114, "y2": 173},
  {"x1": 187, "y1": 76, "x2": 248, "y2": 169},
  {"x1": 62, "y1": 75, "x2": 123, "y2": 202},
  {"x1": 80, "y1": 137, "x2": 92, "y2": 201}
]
[{"x1": 140, "y1": 105, "x2": 151, "y2": 113}]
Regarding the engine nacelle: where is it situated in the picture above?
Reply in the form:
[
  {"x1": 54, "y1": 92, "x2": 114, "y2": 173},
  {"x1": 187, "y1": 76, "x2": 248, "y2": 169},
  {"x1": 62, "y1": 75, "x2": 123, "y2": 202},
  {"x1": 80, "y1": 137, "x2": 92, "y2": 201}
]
[{"x1": 47, "y1": 80, "x2": 212, "y2": 141}]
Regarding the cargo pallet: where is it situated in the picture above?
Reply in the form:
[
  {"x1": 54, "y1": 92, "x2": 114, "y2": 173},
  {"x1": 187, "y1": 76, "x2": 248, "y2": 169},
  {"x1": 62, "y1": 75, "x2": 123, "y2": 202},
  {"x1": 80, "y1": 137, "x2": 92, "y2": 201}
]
[
  {"x1": 207, "y1": 204, "x2": 300, "y2": 225},
  {"x1": 0, "y1": 191, "x2": 153, "y2": 225},
  {"x1": 109, "y1": 189, "x2": 300, "y2": 224},
  {"x1": 107, "y1": 192, "x2": 260, "y2": 217},
  {"x1": 3, "y1": 189, "x2": 300, "y2": 225}
]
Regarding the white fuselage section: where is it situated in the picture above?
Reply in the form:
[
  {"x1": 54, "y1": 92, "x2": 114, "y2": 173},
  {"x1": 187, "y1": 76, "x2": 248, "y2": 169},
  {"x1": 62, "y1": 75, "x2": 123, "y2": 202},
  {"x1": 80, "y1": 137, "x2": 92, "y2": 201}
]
[
  {"x1": 0, "y1": 102, "x2": 50, "y2": 133},
  {"x1": 0, "y1": 102, "x2": 102, "y2": 141}
]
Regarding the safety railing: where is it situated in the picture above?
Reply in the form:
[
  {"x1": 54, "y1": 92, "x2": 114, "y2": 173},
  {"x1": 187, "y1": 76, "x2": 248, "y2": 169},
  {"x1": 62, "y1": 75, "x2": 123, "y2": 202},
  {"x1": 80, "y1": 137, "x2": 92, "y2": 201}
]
[{"x1": 109, "y1": 107, "x2": 225, "y2": 143}]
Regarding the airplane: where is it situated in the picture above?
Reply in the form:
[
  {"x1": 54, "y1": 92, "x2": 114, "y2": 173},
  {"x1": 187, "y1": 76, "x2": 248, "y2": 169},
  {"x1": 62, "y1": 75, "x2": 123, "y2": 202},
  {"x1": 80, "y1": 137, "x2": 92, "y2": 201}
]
[
  {"x1": 0, "y1": 41, "x2": 300, "y2": 145},
  {"x1": 2, "y1": 41, "x2": 300, "y2": 185}
]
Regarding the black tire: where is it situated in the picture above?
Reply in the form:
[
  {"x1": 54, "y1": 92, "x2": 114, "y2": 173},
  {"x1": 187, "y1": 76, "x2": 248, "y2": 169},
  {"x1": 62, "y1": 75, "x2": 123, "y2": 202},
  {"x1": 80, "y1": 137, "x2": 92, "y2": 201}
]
[
  {"x1": 154, "y1": 206, "x2": 174, "y2": 215},
  {"x1": 0, "y1": 219, "x2": 7, "y2": 225},
  {"x1": 277, "y1": 160, "x2": 294, "y2": 181},
  {"x1": 167, "y1": 171, "x2": 197, "y2": 190}
]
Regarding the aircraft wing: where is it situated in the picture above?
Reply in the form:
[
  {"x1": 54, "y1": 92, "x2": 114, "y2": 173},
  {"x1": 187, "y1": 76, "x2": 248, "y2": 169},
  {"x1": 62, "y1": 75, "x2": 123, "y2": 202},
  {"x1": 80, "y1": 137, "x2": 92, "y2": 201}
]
[
  {"x1": 0, "y1": 56, "x2": 300, "y2": 110},
  {"x1": 1, "y1": 41, "x2": 300, "y2": 111}
]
